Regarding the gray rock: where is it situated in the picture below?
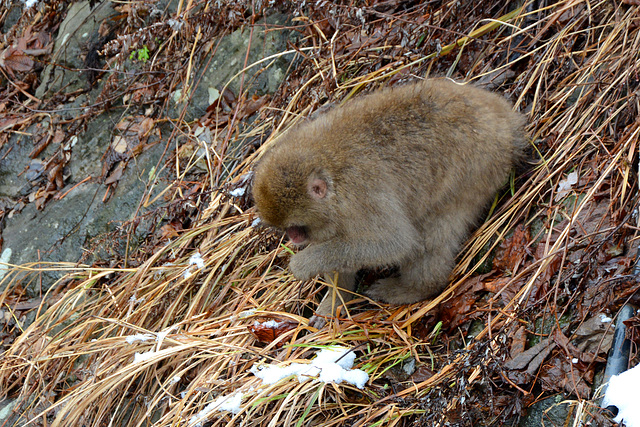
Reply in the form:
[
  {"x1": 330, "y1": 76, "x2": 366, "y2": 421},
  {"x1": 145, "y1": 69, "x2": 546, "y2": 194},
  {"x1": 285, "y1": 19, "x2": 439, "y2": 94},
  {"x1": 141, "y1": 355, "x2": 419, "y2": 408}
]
[
  {"x1": 0, "y1": 127, "x2": 37, "y2": 198},
  {"x1": 0, "y1": 398, "x2": 18, "y2": 426},
  {"x1": 35, "y1": 0, "x2": 116, "y2": 99},
  {"x1": 519, "y1": 394, "x2": 571, "y2": 427},
  {"x1": 170, "y1": 13, "x2": 296, "y2": 121},
  {"x1": 1, "y1": 6, "x2": 297, "y2": 295},
  {"x1": 1, "y1": 127, "x2": 167, "y2": 294}
]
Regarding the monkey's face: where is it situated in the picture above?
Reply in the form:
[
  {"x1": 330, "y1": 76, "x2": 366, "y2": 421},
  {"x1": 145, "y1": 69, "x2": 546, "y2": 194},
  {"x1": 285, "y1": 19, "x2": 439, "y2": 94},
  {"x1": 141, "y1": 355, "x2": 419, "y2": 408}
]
[{"x1": 253, "y1": 155, "x2": 334, "y2": 246}]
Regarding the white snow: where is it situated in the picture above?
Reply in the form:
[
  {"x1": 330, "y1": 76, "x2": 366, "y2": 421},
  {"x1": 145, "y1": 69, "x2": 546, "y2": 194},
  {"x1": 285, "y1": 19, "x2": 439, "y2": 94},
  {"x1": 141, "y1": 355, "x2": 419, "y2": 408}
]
[
  {"x1": 185, "y1": 346, "x2": 368, "y2": 424},
  {"x1": 600, "y1": 314, "x2": 613, "y2": 323},
  {"x1": 190, "y1": 391, "x2": 243, "y2": 425},
  {"x1": 22, "y1": 0, "x2": 38, "y2": 7},
  {"x1": 133, "y1": 351, "x2": 156, "y2": 363},
  {"x1": 250, "y1": 346, "x2": 369, "y2": 389},
  {"x1": 125, "y1": 333, "x2": 154, "y2": 344},
  {"x1": 229, "y1": 187, "x2": 246, "y2": 197},
  {"x1": 238, "y1": 309, "x2": 256, "y2": 318},
  {"x1": 128, "y1": 295, "x2": 146, "y2": 304},
  {"x1": 603, "y1": 363, "x2": 640, "y2": 426},
  {"x1": 251, "y1": 217, "x2": 261, "y2": 228},
  {"x1": 254, "y1": 320, "x2": 283, "y2": 328},
  {"x1": 189, "y1": 253, "x2": 205, "y2": 269},
  {"x1": 184, "y1": 253, "x2": 205, "y2": 279}
]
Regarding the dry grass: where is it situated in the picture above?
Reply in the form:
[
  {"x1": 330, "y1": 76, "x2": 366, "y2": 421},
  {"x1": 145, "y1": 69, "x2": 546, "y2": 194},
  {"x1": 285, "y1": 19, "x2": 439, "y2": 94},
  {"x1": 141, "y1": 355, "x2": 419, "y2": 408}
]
[{"x1": 1, "y1": 0, "x2": 639, "y2": 426}]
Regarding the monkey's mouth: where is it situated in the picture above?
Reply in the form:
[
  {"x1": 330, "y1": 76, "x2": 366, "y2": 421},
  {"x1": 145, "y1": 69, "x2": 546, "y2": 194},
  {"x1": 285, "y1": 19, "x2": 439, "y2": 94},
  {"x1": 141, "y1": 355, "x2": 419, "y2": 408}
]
[{"x1": 286, "y1": 226, "x2": 309, "y2": 245}]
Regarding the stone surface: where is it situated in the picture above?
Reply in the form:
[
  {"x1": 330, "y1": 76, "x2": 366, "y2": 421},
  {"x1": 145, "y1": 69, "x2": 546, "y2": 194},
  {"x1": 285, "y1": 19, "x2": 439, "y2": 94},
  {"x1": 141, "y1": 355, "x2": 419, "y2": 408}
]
[
  {"x1": 35, "y1": 0, "x2": 116, "y2": 99},
  {"x1": 170, "y1": 13, "x2": 295, "y2": 121},
  {"x1": 1, "y1": 120, "x2": 167, "y2": 294}
]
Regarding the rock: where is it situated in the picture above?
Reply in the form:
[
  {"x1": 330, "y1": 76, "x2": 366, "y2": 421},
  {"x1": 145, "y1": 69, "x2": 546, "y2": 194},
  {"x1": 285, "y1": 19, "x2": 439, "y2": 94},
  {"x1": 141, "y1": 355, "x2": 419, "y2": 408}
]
[
  {"x1": 1, "y1": 128, "x2": 167, "y2": 294},
  {"x1": 169, "y1": 13, "x2": 296, "y2": 121},
  {"x1": 35, "y1": 0, "x2": 116, "y2": 99}
]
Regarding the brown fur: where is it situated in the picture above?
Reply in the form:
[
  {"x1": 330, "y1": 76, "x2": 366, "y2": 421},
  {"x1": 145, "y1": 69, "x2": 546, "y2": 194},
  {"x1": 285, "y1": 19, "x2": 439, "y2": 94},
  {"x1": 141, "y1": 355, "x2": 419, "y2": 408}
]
[{"x1": 253, "y1": 79, "x2": 526, "y2": 325}]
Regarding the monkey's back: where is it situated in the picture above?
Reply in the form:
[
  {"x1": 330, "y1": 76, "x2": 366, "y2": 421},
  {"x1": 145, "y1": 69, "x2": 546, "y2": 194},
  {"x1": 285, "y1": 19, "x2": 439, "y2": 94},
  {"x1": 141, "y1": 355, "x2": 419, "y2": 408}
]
[{"x1": 272, "y1": 79, "x2": 525, "y2": 225}]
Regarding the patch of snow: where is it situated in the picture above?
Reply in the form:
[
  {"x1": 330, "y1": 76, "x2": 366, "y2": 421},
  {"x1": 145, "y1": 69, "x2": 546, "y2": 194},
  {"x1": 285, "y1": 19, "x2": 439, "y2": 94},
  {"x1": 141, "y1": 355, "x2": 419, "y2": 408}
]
[
  {"x1": 251, "y1": 217, "x2": 261, "y2": 228},
  {"x1": 229, "y1": 187, "x2": 246, "y2": 197},
  {"x1": 189, "y1": 253, "x2": 205, "y2": 269},
  {"x1": 133, "y1": 351, "x2": 156, "y2": 364},
  {"x1": 254, "y1": 320, "x2": 283, "y2": 328},
  {"x1": 555, "y1": 170, "x2": 579, "y2": 201},
  {"x1": 129, "y1": 295, "x2": 146, "y2": 305},
  {"x1": 125, "y1": 333, "x2": 154, "y2": 344},
  {"x1": 239, "y1": 309, "x2": 256, "y2": 318},
  {"x1": 600, "y1": 314, "x2": 613, "y2": 323},
  {"x1": 190, "y1": 391, "x2": 243, "y2": 425},
  {"x1": 250, "y1": 346, "x2": 368, "y2": 389},
  {"x1": 603, "y1": 363, "x2": 640, "y2": 426},
  {"x1": 184, "y1": 253, "x2": 205, "y2": 279}
]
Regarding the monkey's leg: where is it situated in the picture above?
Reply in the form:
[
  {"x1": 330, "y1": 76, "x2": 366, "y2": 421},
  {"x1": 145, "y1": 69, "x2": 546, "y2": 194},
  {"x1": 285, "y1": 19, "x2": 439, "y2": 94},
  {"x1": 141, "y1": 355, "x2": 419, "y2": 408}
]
[
  {"x1": 309, "y1": 271, "x2": 357, "y2": 328},
  {"x1": 365, "y1": 249, "x2": 455, "y2": 304}
]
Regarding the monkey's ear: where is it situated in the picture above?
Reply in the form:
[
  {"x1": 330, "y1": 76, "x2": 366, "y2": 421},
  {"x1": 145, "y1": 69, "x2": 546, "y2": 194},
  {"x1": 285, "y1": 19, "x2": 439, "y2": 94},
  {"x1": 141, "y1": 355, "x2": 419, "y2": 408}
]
[{"x1": 307, "y1": 176, "x2": 328, "y2": 200}]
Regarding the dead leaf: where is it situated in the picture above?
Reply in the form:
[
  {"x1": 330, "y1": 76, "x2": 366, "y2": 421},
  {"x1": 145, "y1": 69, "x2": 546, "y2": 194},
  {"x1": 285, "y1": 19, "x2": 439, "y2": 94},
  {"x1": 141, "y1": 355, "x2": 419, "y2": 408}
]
[
  {"x1": 160, "y1": 220, "x2": 183, "y2": 239},
  {"x1": 509, "y1": 326, "x2": 527, "y2": 358},
  {"x1": 493, "y1": 225, "x2": 530, "y2": 273},
  {"x1": 138, "y1": 117, "x2": 154, "y2": 138},
  {"x1": 410, "y1": 365, "x2": 435, "y2": 383},
  {"x1": 104, "y1": 163, "x2": 125, "y2": 185},
  {"x1": 573, "y1": 314, "x2": 614, "y2": 357},
  {"x1": 239, "y1": 94, "x2": 269, "y2": 119},
  {"x1": 111, "y1": 136, "x2": 128, "y2": 154},
  {"x1": 504, "y1": 337, "x2": 555, "y2": 374},
  {"x1": 249, "y1": 318, "x2": 297, "y2": 347},
  {"x1": 0, "y1": 46, "x2": 35, "y2": 75}
]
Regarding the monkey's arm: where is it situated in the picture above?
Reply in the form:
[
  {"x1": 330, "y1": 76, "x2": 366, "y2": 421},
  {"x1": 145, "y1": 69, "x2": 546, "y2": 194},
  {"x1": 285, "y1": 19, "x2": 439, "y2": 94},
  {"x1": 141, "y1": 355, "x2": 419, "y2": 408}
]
[{"x1": 290, "y1": 213, "x2": 418, "y2": 280}]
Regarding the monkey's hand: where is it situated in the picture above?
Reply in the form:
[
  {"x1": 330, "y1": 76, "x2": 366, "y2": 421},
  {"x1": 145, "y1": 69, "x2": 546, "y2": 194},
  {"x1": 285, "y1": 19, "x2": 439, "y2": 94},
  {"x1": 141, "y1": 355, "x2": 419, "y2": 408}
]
[{"x1": 289, "y1": 248, "x2": 326, "y2": 280}]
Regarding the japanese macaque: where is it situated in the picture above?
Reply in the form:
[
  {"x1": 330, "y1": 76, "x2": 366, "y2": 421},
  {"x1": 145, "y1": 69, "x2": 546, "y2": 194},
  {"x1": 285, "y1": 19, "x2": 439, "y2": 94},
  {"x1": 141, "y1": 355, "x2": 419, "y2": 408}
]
[{"x1": 252, "y1": 79, "x2": 526, "y2": 327}]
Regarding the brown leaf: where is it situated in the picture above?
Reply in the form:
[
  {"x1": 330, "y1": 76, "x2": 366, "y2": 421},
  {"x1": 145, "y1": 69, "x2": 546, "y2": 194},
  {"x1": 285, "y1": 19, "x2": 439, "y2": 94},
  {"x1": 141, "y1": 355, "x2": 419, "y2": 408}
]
[
  {"x1": 493, "y1": 224, "x2": 530, "y2": 273},
  {"x1": 111, "y1": 136, "x2": 128, "y2": 154},
  {"x1": 574, "y1": 313, "x2": 615, "y2": 356},
  {"x1": 160, "y1": 220, "x2": 183, "y2": 239},
  {"x1": 138, "y1": 117, "x2": 154, "y2": 138},
  {"x1": 538, "y1": 356, "x2": 592, "y2": 397},
  {"x1": 48, "y1": 163, "x2": 64, "y2": 189},
  {"x1": 439, "y1": 272, "x2": 493, "y2": 329},
  {"x1": 504, "y1": 337, "x2": 555, "y2": 374},
  {"x1": 0, "y1": 46, "x2": 35, "y2": 74},
  {"x1": 239, "y1": 94, "x2": 269, "y2": 118},
  {"x1": 249, "y1": 318, "x2": 297, "y2": 346},
  {"x1": 104, "y1": 163, "x2": 125, "y2": 185},
  {"x1": 410, "y1": 365, "x2": 435, "y2": 383},
  {"x1": 509, "y1": 326, "x2": 527, "y2": 359}
]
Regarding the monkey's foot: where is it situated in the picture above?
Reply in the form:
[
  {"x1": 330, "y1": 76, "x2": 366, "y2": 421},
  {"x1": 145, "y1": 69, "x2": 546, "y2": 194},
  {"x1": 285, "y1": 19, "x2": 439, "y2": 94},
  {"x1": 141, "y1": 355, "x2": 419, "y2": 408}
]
[
  {"x1": 365, "y1": 278, "x2": 424, "y2": 305},
  {"x1": 308, "y1": 314, "x2": 328, "y2": 329}
]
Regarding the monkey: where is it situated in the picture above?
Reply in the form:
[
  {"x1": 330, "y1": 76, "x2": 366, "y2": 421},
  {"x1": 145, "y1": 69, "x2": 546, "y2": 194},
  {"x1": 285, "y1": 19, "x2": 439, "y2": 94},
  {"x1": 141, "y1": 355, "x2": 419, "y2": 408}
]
[{"x1": 252, "y1": 78, "x2": 526, "y2": 327}]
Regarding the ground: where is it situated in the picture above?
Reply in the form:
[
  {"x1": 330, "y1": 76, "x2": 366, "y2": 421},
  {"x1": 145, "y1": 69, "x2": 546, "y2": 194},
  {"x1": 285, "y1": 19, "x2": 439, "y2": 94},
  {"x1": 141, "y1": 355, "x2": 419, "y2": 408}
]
[{"x1": 0, "y1": 1, "x2": 639, "y2": 426}]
